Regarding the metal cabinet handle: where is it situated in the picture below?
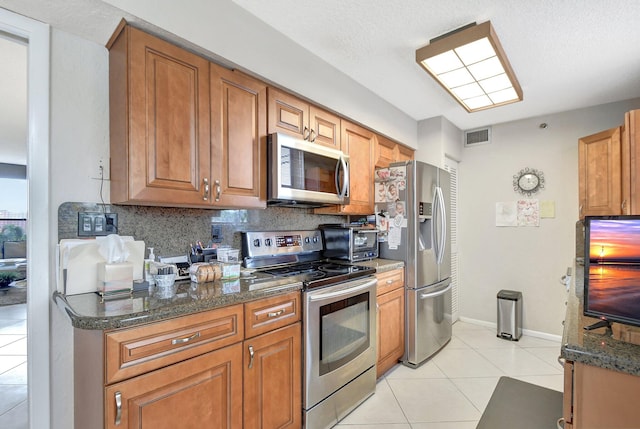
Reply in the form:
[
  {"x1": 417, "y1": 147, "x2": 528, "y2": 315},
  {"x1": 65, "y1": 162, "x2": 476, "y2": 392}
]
[
  {"x1": 309, "y1": 129, "x2": 316, "y2": 143},
  {"x1": 115, "y1": 391, "x2": 122, "y2": 426},
  {"x1": 303, "y1": 126, "x2": 310, "y2": 140},
  {"x1": 248, "y1": 345, "x2": 255, "y2": 369},
  {"x1": 386, "y1": 279, "x2": 393, "y2": 284},
  {"x1": 203, "y1": 178, "x2": 210, "y2": 201},
  {"x1": 171, "y1": 331, "x2": 201, "y2": 345},
  {"x1": 622, "y1": 199, "x2": 627, "y2": 212},
  {"x1": 267, "y1": 309, "x2": 285, "y2": 318},
  {"x1": 215, "y1": 179, "x2": 221, "y2": 202}
]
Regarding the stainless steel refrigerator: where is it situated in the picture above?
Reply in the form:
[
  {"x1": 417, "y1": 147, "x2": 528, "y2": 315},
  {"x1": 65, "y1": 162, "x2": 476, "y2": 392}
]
[{"x1": 378, "y1": 160, "x2": 452, "y2": 368}]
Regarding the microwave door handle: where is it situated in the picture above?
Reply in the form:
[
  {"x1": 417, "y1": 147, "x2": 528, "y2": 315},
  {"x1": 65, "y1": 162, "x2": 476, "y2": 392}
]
[{"x1": 336, "y1": 155, "x2": 349, "y2": 199}]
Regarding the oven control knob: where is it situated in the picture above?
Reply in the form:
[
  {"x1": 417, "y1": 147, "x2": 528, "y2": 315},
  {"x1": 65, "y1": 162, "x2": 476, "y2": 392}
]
[
  {"x1": 264, "y1": 238, "x2": 272, "y2": 246},
  {"x1": 253, "y1": 239, "x2": 261, "y2": 247},
  {"x1": 304, "y1": 237, "x2": 310, "y2": 244},
  {"x1": 312, "y1": 236, "x2": 318, "y2": 243}
]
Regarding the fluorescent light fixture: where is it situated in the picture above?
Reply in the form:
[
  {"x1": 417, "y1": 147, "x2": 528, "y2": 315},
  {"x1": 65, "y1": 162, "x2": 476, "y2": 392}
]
[{"x1": 416, "y1": 21, "x2": 523, "y2": 112}]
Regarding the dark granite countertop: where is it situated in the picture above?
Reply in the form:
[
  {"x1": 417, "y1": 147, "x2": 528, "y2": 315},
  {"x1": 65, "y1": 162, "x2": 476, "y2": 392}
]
[
  {"x1": 355, "y1": 258, "x2": 404, "y2": 273},
  {"x1": 53, "y1": 275, "x2": 302, "y2": 331},
  {"x1": 53, "y1": 258, "x2": 404, "y2": 332},
  {"x1": 561, "y1": 257, "x2": 640, "y2": 377}
]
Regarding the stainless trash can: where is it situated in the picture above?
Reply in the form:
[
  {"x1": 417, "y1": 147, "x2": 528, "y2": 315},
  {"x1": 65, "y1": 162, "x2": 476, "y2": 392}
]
[{"x1": 497, "y1": 290, "x2": 522, "y2": 341}]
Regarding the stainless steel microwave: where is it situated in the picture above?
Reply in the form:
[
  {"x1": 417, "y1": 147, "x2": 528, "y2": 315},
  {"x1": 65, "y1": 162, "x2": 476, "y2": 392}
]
[
  {"x1": 320, "y1": 225, "x2": 378, "y2": 262},
  {"x1": 267, "y1": 133, "x2": 349, "y2": 207}
]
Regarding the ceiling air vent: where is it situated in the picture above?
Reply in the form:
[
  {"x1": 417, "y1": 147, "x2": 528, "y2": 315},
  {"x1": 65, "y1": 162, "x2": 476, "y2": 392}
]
[{"x1": 464, "y1": 127, "x2": 491, "y2": 147}]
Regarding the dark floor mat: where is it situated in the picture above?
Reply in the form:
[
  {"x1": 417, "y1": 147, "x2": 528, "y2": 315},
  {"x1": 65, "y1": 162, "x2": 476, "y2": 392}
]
[{"x1": 476, "y1": 376, "x2": 563, "y2": 429}]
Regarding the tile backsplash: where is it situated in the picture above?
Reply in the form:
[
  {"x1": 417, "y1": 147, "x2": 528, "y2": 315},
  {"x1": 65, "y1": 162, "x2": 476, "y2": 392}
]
[{"x1": 58, "y1": 202, "x2": 345, "y2": 259}]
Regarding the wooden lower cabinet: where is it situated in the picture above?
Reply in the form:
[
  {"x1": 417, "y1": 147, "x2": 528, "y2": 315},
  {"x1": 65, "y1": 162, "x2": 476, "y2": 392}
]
[
  {"x1": 563, "y1": 360, "x2": 640, "y2": 428},
  {"x1": 243, "y1": 322, "x2": 302, "y2": 429},
  {"x1": 376, "y1": 268, "x2": 405, "y2": 378},
  {"x1": 105, "y1": 343, "x2": 243, "y2": 429}
]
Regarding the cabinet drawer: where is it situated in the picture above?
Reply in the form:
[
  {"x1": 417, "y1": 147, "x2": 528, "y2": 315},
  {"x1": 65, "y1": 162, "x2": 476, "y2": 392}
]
[
  {"x1": 376, "y1": 268, "x2": 404, "y2": 296},
  {"x1": 105, "y1": 304, "x2": 243, "y2": 384},
  {"x1": 244, "y1": 292, "x2": 301, "y2": 339}
]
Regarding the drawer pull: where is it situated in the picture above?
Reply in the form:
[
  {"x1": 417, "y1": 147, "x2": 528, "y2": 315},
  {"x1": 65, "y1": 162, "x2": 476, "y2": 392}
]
[
  {"x1": 248, "y1": 345, "x2": 255, "y2": 369},
  {"x1": 115, "y1": 391, "x2": 122, "y2": 426},
  {"x1": 386, "y1": 279, "x2": 393, "y2": 284},
  {"x1": 171, "y1": 331, "x2": 201, "y2": 345},
  {"x1": 267, "y1": 309, "x2": 285, "y2": 318}
]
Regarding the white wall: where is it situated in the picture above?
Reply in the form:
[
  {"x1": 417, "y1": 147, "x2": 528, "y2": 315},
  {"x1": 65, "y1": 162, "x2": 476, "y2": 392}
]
[
  {"x1": 49, "y1": 28, "x2": 108, "y2": 429},
  {"x1": 415, "y1": 116, "x2": 463, "y2": 168},
  {"x1": 458, "y1": 98, "x2": 640, "y2": 336}
]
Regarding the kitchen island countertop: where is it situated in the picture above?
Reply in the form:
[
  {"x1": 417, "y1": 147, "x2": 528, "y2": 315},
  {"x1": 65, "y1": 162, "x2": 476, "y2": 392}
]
[{"x1": 561, "y1": 258, "x2": 640, "y2": 377}]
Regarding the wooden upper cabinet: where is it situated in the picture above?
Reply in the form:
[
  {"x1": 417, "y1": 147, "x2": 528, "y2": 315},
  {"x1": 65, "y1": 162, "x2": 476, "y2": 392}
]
[
  {"x1": 109, "y1": 26, "x2": 211, "y2": 206},
  {"x1": 268, "y1": 87, "x2": 341, "y2": 149},
  {"x1": 375, "y1": 134, "x2": 415, "y2": 168},
  {"x1": 317, "y1": 120, "x2": 375, "y2": 215},
  {"x1": 309, "y1": 105, "x2": 341, "y2": 149},
  {"x1": 626, "y1": 109, "x2": 640, "y2": 214},
  {"x1": 210, "y1": 67, "x2": 267, "y2": 208},
  {"x1": 578, "y1": 127, "x2": 623, "y2": 218}
]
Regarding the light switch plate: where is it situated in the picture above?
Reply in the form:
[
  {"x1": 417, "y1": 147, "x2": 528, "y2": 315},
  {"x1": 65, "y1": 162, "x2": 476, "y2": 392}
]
[{"x1": 77, "y1": 212, "x2": 118, "y2": 236}]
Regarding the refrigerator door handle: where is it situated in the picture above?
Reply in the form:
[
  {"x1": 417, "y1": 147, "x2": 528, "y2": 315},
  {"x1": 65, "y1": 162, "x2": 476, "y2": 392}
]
[
  {"x1": 436, "y1": 186, "x2": 447, "y2": 264},
  {"x1": 419, "y1": 281, "x2": 453, "y2": 300}
]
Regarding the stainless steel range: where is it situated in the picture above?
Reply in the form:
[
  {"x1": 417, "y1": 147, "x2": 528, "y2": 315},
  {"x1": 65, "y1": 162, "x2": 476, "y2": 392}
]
[{"x1": 242, "y1": 230, "x2": 377, "y2": 429}]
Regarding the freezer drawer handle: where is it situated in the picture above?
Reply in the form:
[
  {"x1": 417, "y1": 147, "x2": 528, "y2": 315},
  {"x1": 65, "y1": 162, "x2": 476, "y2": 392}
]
[{"x1": 419, "y1": 282, "x2": 453, "y2": 300}]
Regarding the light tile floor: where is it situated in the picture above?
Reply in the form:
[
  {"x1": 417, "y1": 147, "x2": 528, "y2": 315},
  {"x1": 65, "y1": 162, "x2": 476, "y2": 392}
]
[
  {"x1": 0, "y1": 303, "x2": 28, "y2": 429},
  {"x1": 0, "y1": 306, "x2": 563, "y2": 429},
  {"x1": 336, "y1": 321, "x2": 563, "y2": 429}
]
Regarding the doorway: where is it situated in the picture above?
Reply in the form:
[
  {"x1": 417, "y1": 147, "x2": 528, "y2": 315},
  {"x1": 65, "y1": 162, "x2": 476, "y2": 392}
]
[{"x1": 0, "y1": 8, "x2": 51, "y2": 429}]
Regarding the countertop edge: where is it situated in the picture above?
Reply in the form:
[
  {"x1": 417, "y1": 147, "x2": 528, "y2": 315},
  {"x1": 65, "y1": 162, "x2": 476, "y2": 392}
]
[{"x1": 53, "y1": 282, "x2": 303, "y2": 331}]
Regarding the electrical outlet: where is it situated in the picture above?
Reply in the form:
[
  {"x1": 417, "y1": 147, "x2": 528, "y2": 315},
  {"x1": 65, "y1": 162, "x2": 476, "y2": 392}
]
[
  {"x1": 211, "y1": 225, "x2": 223, "y2": 243},
  {"x1": 78, "y1": 212, "x2": 118, "y2": 236}
]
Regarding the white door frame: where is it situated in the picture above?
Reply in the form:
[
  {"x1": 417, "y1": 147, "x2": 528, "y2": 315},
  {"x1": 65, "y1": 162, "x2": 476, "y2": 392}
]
[{"x1": 0, "y1": 8, "x2": 51, "y2": 429}]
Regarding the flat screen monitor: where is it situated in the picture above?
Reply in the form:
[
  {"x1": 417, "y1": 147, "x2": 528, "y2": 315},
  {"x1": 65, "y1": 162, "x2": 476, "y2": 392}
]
[{"x1": 584, "y1": 215, "x2": 640, "y2": 328}]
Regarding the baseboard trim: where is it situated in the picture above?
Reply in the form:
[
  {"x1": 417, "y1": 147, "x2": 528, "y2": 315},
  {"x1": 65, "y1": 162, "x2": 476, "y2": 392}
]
[{"x1": 457, "y1": 316, "x2": 562, "y2": 343}]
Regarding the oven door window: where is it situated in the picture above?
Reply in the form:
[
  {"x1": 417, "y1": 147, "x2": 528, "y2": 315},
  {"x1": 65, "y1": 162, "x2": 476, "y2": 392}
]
[{"x1": 319, "y1": 291, "x2": 370, "y2": 376}]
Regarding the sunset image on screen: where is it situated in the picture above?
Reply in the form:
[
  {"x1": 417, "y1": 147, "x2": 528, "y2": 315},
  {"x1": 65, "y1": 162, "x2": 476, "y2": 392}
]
[
  {"x1": 587, "y1": 218, "x2": 640, "y2": 324},
  {"x1": 589, "y1": 220, "x2": 640, "y2": 263}
]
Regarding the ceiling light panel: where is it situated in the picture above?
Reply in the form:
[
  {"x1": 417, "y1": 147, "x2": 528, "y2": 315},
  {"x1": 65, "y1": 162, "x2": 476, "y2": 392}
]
[{"x1": 415, "y1": 21, "x2": 523, "y2": 112}]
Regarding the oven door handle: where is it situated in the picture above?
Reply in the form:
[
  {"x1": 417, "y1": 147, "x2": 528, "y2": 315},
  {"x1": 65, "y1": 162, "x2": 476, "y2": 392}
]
[{"x1": 307, "y1": 278, "x2": 377, "y2": 301}]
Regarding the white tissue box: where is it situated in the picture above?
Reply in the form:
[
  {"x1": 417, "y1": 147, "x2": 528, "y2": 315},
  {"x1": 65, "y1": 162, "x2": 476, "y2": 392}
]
[{"x1": 98, "y1": 262, "x2": 133, "y2": 295}]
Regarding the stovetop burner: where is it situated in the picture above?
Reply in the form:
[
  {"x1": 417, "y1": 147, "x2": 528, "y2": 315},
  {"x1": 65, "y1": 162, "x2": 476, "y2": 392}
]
[{"x1": 261, "y1": 260, "x2": 375, "y2": 290}]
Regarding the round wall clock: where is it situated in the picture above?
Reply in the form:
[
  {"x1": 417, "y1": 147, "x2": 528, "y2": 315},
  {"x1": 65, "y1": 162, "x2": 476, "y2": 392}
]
[{"x1": 513, "y1": 167, "x2": 545, "y2": 196}]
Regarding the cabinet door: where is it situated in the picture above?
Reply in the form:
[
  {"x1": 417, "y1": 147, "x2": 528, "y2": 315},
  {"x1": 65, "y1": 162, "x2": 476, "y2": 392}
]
[
  {"x1": 377, "y1": 287, "x2": 405, "y2": 378},
  {"x1": 309, "y1": 105, "x2": 341, "y2": 149},
  {"x1": 626, "y1": 110, "x2": 640, "y2": 214},
  {"x1": 105, "y1": 343, "x2": 243, "y2": 429},
  {"x1": 375, "y1": 134, "x2": 397, "y2": 168},
  {"x1": 211, "y1": 67, "x2": 267, "y2": 208},
  {"x1": 578, "y1": 127, "x2": 622, "y2": 218},
  {"x1": 111, "y1": 26, "x2": 211, "y2": 206},
  {"x1": 340, "y1": 120, "x2": 376, "y2": 214},
  {"x1": 268, "y1": 87, "x2": 309, "y2": 139},
  {"x1": 396, "y1": 144, "x2": 415, "y2": 163},
  {"x1": 244, "y1": 323, "x2": 302, "y2": 429}
]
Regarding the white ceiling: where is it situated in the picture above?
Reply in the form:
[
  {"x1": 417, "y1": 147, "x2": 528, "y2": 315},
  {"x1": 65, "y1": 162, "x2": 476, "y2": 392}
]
[
  {"x1": 2, "y1": 0, "x2": 640, "y2": 163},
  {"x1": 231, "y1": 0, "x2": 640, "y2": 130}
]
